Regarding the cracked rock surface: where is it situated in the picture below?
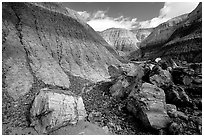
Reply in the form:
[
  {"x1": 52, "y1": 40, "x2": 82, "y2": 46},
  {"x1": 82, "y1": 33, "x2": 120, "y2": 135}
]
[{"x1": 30, "y1": 88, "x2": 87, "y2": 134}]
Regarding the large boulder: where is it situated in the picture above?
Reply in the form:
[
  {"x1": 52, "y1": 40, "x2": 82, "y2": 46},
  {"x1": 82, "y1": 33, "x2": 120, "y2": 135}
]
[
  {"x1": 108, "y1": 63, "x2": 144, "y2": 99},
  {"x1": 127, "y1": 83, "x2": 170, "y2": 130},
  {"x1": 30, "y1": 88, "x2": 87, "y2": 134}
]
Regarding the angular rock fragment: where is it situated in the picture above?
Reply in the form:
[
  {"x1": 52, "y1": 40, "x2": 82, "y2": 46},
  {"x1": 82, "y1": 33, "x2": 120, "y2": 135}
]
[
  {"x1": 109, "y1": 76, "x2": 130, "y2": 98},
  {"x1": 127, "y1": 83, "x2": 170, "y2": 130},
  {"x1": 150, "y1": 66, "x2": 173, "y2": 88},
  {"x1": 168, "y1": 122, "x2": 182, "y2": 135},
  {"x1": 166, "y1": 104, "x2": 188, "y2": 120},
  {"x1": 119, "y1": 63, "x2": 144, "y2": 77},
  {"x1": 108, "y1": 65, "x2": 121, "y2": 79},
  {"x1": 165, "y1": 85, "x2": 190, "y2": 105},
  {"x1": 171, "y1": 67, "x2": 194, "y2": 86},
  {"x1": 166, "y1": 104, "x2": 177, "y2": 117},
  {"x1": 30, "y1": 88, "x2": 87, "y2": 134}
]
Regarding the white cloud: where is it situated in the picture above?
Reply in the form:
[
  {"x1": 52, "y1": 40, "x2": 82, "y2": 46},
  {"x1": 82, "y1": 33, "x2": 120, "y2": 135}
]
[
  {"x1": 77, "y1": 10, "x2": 139, "y2": 31},
  {"x1": 77, "y1": 2, "x2": 199, "y2": 31},
  {"x1": 160, "y1": 2, "x2": 199, "y2": 19},
  {"x1": 139, "y1": 2, "x2": 199, "y2": 28},
  {"x1": 139, "y1": 17, "x2": 169, "y2": 28}
]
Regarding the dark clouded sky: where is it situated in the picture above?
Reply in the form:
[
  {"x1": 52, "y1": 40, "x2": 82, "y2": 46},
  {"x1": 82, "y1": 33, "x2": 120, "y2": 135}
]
[
  {"x1": 63, "y1": 2, "x2": 199, "y2": 31},
  {"x1": 64, "y1": 2, "x2": 164, "y2": 21}
]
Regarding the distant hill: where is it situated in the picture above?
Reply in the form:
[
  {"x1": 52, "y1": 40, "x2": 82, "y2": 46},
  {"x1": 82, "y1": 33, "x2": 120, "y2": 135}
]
[
  {"x1": 99, "y1": 28, "x2": 140, "y2": 57},
  {"x1": 129, "y1": 3, "x2": 202, "y2": 63}
]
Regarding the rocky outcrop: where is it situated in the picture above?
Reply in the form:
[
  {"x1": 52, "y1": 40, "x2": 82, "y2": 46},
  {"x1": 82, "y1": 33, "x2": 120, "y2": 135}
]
[
  {"x1": 129, "y1": 3, "x2": 202, "y2": 63},
  {"x1": 30, "y1": 88, "x2": 87, "y2": 134},
  {"x1": 99, "y1": 28, "x2": 140, "y2": 57}
]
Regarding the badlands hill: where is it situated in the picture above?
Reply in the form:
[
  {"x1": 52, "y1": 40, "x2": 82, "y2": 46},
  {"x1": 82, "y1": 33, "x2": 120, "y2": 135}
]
[
  {"x1": 2, "y1": 2, "x2": 123, "y2": 130},
  {"x1": 99, "y1": 28, "x2": 140, "y2": 57},
  {"x1": 129, "y1": 3, "x2": 202, "y2": 63}
]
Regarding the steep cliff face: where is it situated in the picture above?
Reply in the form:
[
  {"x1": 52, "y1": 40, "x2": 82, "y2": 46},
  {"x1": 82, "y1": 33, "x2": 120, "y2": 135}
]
[
  {"x1": 129, "y1": 3, "x2": 202, "y2": 63},
  {"x1": 99, "y1": 28, "x2": 140, "y2": 57},
  {"x1": 2, "y1": 2, "x2": 122, "y2": 127},
  {"x1": 130, "y1": 28, "x2": 154, "y2": 42}
]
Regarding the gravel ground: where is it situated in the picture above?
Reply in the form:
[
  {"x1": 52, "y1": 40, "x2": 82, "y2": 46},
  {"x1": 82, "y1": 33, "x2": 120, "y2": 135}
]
[{"x1": 2, "y1": 78, "x2": 202, "y2": 135}]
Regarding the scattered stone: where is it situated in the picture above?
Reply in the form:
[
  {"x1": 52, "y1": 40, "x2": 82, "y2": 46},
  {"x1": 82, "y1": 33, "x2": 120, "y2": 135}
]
[
  {"x1": 165, "y1": 85, "x2": 190, "y2": 105},
  {"x1": 155, "y1": 58, "x2": 161, "y2": 63},
  {"x1": 171, "y1": 67, "x2": 196, "y2": 86},
  {"x1": 102, "y1": 126, "x2": 109, "y2": 134},
  {"x1": 30, "y1": 88, "x2": 87, "y2": 134},
  {"x1": 158, "y1": 59, "x2": 168, "y2": 70},
  {"x1": 109, "y1": 76, "x2": 130, "y2": 98},
  {"x1": 127, "y1": 83, "x2": 171, "y2": 130},
  {"x1": 166, "y1": 104, "x2": 177, "y2": 118},
  {"x1": 168, "y1": 122, "x2": 182, "y2": 135},
  {"x1": 182, "y1": 75, "x2": 193, "y2": 86},
  {"x1": 176, "y1": 111, "x2": 188, "y2": 120},
  {"x1": 88, "y1": 110, "x2": 103, "y2": 124},
  {"x1": 140, "y1": 63, "x2": 151, "y2": 82},
  {"x1": 192, "y1": 77, "x2": 202, "y2": 84},
  {"x1": 171, "y1": 68, "x2": 186, "y2": 85},
  {"x1": 108, "y1": 65, "x2": 121, "y2": 79},
  {"x1": 149, "y1": 66, "x2": 173, "y2": 89}
]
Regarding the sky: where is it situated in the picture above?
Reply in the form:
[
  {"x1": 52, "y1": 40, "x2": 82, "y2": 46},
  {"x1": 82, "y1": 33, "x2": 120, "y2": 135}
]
[{"x1": 64, "y1": 2, "x2": 199, "y2": 31}]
